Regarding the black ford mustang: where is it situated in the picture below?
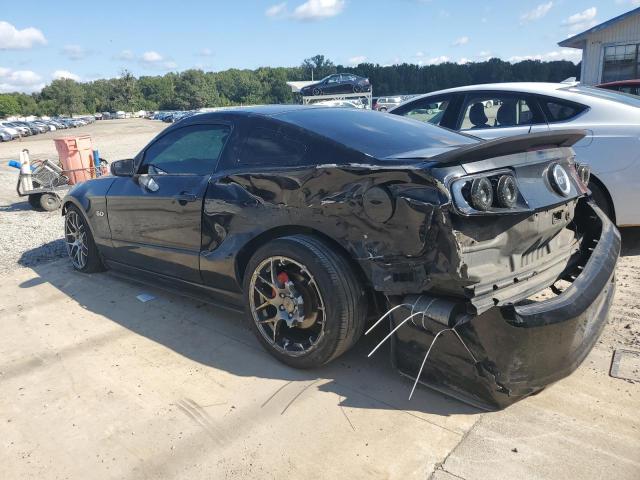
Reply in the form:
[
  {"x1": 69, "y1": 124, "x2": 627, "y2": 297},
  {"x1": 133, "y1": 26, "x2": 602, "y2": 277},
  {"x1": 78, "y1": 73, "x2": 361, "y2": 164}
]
[{"x1": 62, "y1": 106, "x2": 620, "y2": 409}]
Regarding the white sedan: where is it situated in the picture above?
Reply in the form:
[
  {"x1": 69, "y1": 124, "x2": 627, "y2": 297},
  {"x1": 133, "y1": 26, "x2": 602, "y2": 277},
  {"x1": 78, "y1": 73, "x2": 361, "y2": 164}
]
[{"x1": 389, "y1": 82, "x2": 640, "y2": 226}]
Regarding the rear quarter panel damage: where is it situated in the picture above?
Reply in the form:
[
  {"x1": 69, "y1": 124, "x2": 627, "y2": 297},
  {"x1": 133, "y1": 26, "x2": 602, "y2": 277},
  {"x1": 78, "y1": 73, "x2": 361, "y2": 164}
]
[{"x1": 200, "y1": 163, "x2": 454, "y2": 292}]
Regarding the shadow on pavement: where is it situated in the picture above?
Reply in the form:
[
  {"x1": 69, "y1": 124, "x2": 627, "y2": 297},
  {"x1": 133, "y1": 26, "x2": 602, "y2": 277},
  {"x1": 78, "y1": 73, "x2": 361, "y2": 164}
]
[
  {"x1": 0, "y1": 200, "x2": 33, "y2": 212},
  {"x1": 18, "y1": 242, "x2": 481, "y2": 420}
]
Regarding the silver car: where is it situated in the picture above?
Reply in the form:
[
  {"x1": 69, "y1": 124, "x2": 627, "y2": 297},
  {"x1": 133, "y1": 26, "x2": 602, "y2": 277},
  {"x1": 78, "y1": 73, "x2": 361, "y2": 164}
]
[{"x1": 390, "y1": 82, "x2": 640, "y2": 226}]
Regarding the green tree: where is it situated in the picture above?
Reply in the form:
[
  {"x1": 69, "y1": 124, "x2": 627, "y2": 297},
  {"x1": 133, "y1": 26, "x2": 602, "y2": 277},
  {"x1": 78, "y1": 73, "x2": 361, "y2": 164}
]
[
  {"x1": 40, "y1": 79, "x2": 86, "y2": 116},
  {"x1": 173, "y1": 69, "x2": 218, "y2": 110},
  {"x1": 0, "y1": 95, "x2": 20, "y2": 117},
  {"x1": 301, "y1": 55, "x2": 336, "y2": 80}
]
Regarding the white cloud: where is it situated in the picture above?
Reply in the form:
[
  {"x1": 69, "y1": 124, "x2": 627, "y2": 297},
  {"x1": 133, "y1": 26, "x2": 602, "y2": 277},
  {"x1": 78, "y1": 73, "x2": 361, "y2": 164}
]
[
  {"x1": 0, "y1": 21, "x2": 46, "y2": 50},
  {"x1": 520, "y1": 2, "x2": 553, "y2": 23},
  {"x1": 292, "y1": 0, "x2": 345, "y2": 21},
  {"x1": 0, "y1": 67, "x2": 44, "y2": 93},
  {"x1": 458, "y1": 57, "x2": 470, "y2": 65},
  {"x1": 52, "y1": 70, "x2": 81, "y2": 81},
  {"x1": 615, "y1": 0, "x2": 640, "y2": 6},
  {"x1": 266, "y1": 2, "x2": 287, "y2": 17},
  {"x1": 508, "y1": 49, "x2": 582, "y2": 63},
  {"x1": 62, "y1": 44, "x2": 88, "y2": 61},
  {"x1": 452, "y1": 36, "x2": 469, "y2": 46},
  {"x1": 427, "y1": 55, "x2": 450, "y2": 65},
  {"x1": 563, "y1": 7, "x2": 597, "y2": 34},
  {"x1": 116, "y1": 49, "x2": 134, "y2": 60},
  {"x1": 142, "y1": 51, "x2": 163, "y2": 63},
  {"x1": 347, "y1": 55, "x2": 366, "y2": 65},
  {"x1": 140, "y1": 50, "x2": 176, "y2": 70},
  {"x1": 198, "y1": 48, "x2": 213, "y2": 57}
]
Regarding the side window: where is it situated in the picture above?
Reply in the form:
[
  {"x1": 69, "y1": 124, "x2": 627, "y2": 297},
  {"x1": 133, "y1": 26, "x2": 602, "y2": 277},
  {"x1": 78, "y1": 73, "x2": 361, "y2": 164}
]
[
  {"x1": 460, "y1": 95, "x2": 538, "y2": 130},
  {"x1": 140, "y1": 124, "x2": 230, "y2": 175},
  {"x1": 239, "y1": 127, "x2": 307, "y2": 166},
  {"x1": 327, "y1": 75, "x2": 339, "y2": 84},
  {"x1": 397, "y1": 97, "x2": 452, "y2": 126},
  {"x1": 544, "y1": 100, "x2": 586, "y2": 122}
]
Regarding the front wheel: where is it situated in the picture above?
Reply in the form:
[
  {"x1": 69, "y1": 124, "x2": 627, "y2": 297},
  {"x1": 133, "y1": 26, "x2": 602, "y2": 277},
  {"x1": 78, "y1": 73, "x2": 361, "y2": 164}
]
[
  {"x1": 64, "y1": 205, "x2": 105, "y2": 273},
  {"x1": 243, "y1": 235, "x2": 367, "y2": 368}
]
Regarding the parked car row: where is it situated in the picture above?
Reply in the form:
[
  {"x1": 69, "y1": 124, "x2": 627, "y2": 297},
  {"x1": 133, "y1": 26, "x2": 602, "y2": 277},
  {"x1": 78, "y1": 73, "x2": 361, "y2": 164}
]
[
  {"x1": 0, "y1": 116, "x2": 96, "y2": 142},
  {"x1": 147, "y1": 111, "x2": 200, "y2": 123}
]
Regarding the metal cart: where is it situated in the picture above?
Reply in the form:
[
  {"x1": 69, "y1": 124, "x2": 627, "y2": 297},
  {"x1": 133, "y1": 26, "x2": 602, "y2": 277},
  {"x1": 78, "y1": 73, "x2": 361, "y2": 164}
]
[{"x1": 16, "y1": 159, "x2": 106, "y2": 211}]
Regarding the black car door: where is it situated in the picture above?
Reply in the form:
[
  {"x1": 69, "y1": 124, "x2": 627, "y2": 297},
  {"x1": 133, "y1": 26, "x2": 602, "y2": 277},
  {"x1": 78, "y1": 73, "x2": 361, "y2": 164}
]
[{"x1": 105, "y1": 122, "x2": 231, "y2": 282}]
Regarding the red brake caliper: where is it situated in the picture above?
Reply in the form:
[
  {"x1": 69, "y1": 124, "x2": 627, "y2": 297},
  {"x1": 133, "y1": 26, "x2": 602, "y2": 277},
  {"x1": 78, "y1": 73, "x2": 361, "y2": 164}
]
[{"x1": 273, "y1": 271, "x2": 290, "y2": 297}]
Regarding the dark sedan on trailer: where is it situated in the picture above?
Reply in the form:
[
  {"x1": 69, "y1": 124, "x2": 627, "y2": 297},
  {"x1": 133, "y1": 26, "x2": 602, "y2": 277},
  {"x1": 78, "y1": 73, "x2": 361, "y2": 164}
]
[
  {"x1": 62, "y1": 106, "x2": 619, "y2": 409},
  {"x1": 300, "y1": 73, "x2": 371, "y2": 96}
]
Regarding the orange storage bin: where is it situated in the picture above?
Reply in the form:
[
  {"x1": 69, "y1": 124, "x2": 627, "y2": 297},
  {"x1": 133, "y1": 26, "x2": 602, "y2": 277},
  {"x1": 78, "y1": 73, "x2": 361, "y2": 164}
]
[{"x1": 54, "y1": 135, "x2": 95, "y2": 185}]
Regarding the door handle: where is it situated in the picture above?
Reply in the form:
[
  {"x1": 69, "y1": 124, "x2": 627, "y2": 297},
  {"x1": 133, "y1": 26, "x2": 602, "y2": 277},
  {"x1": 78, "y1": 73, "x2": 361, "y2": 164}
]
[{"x1": 175, "y1": 192, "x2": 197, "y2": 203}]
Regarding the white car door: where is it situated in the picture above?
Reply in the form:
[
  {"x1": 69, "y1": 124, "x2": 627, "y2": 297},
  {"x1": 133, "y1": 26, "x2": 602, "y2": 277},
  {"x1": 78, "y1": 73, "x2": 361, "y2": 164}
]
[{"x1": 457, "y1": 92, "x2": 549, "y2": 140}]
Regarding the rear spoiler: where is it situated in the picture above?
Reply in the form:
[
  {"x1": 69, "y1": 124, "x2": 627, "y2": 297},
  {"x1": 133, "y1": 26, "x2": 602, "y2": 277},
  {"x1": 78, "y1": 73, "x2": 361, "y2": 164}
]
[{"x1": 429, "y1": 129, "x2": 587, "y2": 165}]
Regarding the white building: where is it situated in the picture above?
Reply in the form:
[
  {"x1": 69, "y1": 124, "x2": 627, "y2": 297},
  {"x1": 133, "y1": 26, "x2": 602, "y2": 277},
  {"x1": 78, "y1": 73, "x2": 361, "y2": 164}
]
[{"x1": 559, "y1": 7, "x2": 640, "y2": 85}]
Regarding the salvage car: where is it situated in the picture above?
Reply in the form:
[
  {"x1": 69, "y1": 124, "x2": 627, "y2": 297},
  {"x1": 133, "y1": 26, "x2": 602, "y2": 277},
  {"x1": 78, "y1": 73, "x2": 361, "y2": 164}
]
[
  {"x1": 62, "y1": 106, "x2": 620, "y2": 410},
  {"x1": 389, "y1": 82, "x2": 640, "y2": 226},
  {"x1": 300, "y1": 73, "x2": 371, "y2": 96}
]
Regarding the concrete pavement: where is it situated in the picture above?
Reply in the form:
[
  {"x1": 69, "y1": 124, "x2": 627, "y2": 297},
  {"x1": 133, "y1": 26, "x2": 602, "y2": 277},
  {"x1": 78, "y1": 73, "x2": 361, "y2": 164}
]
[{"x1": 1, "y1": 259, "x2": 638, "y2": 479}]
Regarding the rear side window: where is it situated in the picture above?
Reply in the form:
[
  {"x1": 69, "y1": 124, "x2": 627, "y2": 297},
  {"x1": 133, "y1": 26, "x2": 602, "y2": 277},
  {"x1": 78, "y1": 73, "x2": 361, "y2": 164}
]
[
  {"x1": 459, "y1": 95, "x2": 540, "y2": 130},
  {"x1": 239, "y1": 127, "x2": 307, "y2": 166},
  {"x1": 544, "y1": 100, "x2": 586, "y2": 122}
]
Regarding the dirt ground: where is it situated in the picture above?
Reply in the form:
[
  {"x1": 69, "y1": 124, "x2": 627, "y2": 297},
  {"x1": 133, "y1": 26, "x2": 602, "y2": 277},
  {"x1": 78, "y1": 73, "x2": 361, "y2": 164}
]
[{"x1": 0, "y1": 119, "x2": 639, "y2": 479}]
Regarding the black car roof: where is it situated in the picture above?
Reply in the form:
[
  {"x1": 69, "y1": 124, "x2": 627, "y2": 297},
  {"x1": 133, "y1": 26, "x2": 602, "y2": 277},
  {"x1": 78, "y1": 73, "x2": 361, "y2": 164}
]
[{"x1": 176, "y1": 105, "x2": 477, "y2": 160}]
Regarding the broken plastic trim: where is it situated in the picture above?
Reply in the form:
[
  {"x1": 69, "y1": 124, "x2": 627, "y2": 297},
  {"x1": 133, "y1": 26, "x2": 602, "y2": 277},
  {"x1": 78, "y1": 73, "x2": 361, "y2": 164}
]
[{"x1": 366, "y1": 294, "x2": 478, "y2": 400}]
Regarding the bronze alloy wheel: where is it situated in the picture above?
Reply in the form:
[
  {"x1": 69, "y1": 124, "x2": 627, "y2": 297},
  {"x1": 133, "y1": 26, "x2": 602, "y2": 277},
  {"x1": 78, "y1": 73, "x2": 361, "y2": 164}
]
[{"x1": 249, "y1": 256, "x2": 326, "y2": 356}]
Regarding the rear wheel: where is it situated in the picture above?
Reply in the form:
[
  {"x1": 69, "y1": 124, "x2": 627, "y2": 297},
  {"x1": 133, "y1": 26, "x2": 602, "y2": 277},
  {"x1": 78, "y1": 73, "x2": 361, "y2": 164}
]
[
  {"x1": 243, "y1": 235, "x2": 367, "y2": 368},
  {"x1": 28, "y1": 194, "x2": 43, "y2": 211},
  {"x1": 588, "y1": 181, "x2": 615, "y2": 222},
  {"x1": 39, "y1": 193, "x2": 61, "y2": 211},
  {"x1": 64, "y1": 205, "x2": 105, "y2": 273}
]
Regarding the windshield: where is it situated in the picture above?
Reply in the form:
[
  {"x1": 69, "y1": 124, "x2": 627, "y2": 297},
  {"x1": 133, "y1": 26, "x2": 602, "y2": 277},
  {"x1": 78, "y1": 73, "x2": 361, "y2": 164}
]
[{"x1": 563, "y1": 85, "x2": 640, "y2": 107}]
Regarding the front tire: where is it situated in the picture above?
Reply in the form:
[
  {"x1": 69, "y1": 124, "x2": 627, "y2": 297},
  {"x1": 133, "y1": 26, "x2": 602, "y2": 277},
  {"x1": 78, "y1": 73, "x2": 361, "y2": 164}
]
[
  {"x1": 64, "y1": 205, "x2": 105, "y2": 273},
  {"x1": 312, "y1": 88, "x2": 321, "y2": 96},
  {"x1": 243, "y1": 235, "x2": 367, "y2": 369}
]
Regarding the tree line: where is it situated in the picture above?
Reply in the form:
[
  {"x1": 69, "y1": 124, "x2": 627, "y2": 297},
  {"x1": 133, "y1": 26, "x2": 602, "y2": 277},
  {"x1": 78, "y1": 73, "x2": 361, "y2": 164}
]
[{"x1": 0, "y1": 55, "x2": 580, "y2": 117}]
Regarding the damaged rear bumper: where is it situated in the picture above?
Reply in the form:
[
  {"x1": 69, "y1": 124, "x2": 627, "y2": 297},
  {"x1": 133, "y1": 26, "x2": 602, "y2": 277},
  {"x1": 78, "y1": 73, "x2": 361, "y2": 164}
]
[{"x1": 389, "y1": 201, "x2": 620, "y2": 410}]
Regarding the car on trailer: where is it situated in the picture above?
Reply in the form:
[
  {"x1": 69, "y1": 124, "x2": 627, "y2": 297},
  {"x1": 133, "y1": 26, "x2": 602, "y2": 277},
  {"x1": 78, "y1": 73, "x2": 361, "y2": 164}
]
[{"x1": 300, "y1": 73, "x2": 371, "y2": 96}]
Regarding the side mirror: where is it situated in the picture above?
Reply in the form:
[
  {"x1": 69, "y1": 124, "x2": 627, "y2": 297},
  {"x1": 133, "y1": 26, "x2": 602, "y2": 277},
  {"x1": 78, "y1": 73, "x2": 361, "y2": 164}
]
[{"x1": 110, "y1": 158, "x2": 135, "y2": 177}]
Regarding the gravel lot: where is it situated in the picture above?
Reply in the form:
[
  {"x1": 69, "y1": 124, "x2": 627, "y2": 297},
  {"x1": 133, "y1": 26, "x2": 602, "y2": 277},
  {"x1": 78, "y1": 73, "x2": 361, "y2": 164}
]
[
  {"x1": 0, "y1": 117, "x2": 638, "y2": 352},
  {"x1": 0, "y1": 118, "x2": 166, "y2": 274}
]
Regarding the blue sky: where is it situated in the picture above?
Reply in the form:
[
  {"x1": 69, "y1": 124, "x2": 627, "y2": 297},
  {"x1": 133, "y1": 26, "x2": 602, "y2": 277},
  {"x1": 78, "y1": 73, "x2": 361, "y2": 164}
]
[{"x1": 1, "y1": 0, "x2": 638, "y2": 93}]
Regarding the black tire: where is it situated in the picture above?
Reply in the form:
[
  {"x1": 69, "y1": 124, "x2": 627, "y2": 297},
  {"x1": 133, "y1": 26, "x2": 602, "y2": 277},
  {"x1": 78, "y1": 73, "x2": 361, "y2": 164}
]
[
  {"x1": 588, "y1": 181, "x2": 615, "y2": 222},
  {"x1": 39, "y1": 193, "x2": 61, "y2": 211},
  {"x1": 28, "y1": 194, "x2": 43, "y2": 211},
  {"x1": 243, "y1": 235, "x2": 367, "y2": 369},
  {"x1": 353, "y1": 85, "x2": 361, "y2": 93},
  {"x1": 379, "y1": 107, "x2": 387, "y2": 112},
  {"x1": 312, "y1": 88, "x2": 321, "y2": 96},
  {"x1": 64, "y1": 205, "x2": 105, "y2": 273}
]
